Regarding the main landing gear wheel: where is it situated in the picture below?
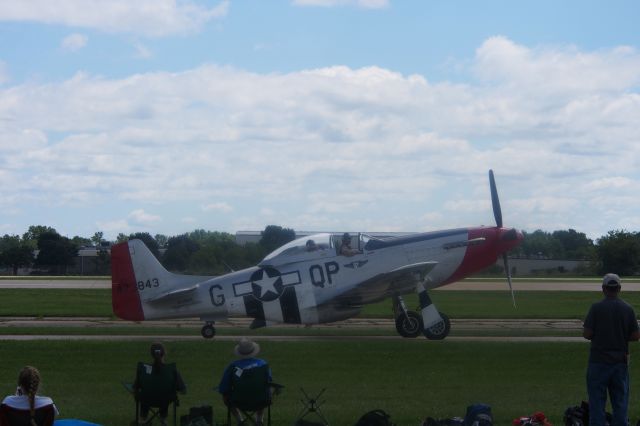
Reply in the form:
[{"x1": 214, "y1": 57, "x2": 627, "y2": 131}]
[
  {"x1": 201, "y1": 323, "x2": 216, "y2": 339},
  {"x1": 423, "y1": 312, "x2": 450, "y2": 340},
  {"x1": 395, "y1": 311, "x2": 423, "y2": 338}
]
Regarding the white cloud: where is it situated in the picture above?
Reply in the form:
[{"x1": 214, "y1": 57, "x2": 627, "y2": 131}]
[
  {"x1": 445, "y1": 199, "x2": 489, "y2": 214},
  {"x1": 1, "y1": 37, "x2": 639, "y2": 239},
  {"x1": 129, "y1": 209, "x2": 161, "y2": 225},
  {"x1": 61, "y1": 33, "x2": 88, "y2": 51},
  {"x1": 293, "y1": 0, "x2": 389, "y2": 8},
  {"x1": 0, "y1": 0, "x2": 230, "y2": 37},
  {"x1": 202, "y1": 202, "x2": 233, "y2": 213},
  {"x1": 583, "y1": 177, "x2": 634, "y2": 191},
  {"x1": 474, "y1": 36, "x2": 640, "y2": 96}
]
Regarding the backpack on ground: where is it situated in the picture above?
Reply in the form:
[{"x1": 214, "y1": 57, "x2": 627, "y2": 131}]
[
  {"x1": 422, "y1": 417, "x2": 464, "y2": 426},
  {"x1": 464, "y1": 404, "x2": 493, "y2": 426},
  {"x1": 179, "y1": 405, "x2": 213, "y2": 426},
  {"x1": 354, "y1": 409, "x2": 395, "y2": 426},
  {"x1": 513, "y1": 411, "x2": 552, "y2": 426},
  {"x1": 563, "y1": 401, "x2": 614, "y2": 426},
  {"x1": 563, "y1": 401, "x2": 589, "y2": 426}
]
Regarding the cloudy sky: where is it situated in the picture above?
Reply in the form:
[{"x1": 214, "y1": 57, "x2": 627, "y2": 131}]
[{"x1": 1, "y1": 0, "x2": 639, "y2": 242}]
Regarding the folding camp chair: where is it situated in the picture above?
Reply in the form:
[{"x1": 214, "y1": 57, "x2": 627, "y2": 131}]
[
  {"x1": 225, "y1": 364, "x2": 283, "y2": 426},
  {"x1": 294, "y1": 388, "x2": 328, "y2": 426},
  {"x1": 0, "y1": 403, "x2": 56, "y2": 426},
  {"x1": 126, "y1": 362, "x2": 180, "y2": 426}
]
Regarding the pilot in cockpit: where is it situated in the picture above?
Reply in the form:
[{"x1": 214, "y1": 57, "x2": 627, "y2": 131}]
[
  {"x1": 305, "y1": 239, "x2": 318, "y2": 252},
  {"x1": 339, "y1": 233, "x2": 361, "y2": 257}
]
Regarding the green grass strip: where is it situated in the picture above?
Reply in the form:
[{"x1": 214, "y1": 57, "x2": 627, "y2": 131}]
[
  {"x1": 0, "y1": 289, "x2": 114, "y2": 317},
  {"x1": 0, "y1": 325, "x2": 585, "y2": 338},
  {"x1": 3, "y1": 289, "x2": 640, "y2": 319}
]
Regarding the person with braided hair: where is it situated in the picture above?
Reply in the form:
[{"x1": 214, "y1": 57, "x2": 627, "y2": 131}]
[
  {"x1": 0, "y1": 366, "x2": 58, "y2": 426},
  {"x1": 134, "y1": 342, "x2": 186, "y2": 426}
]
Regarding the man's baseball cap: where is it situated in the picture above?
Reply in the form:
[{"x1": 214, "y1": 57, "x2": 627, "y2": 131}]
[{"x1": 602, "y1": 273, "x2": 622, "y2": 288}]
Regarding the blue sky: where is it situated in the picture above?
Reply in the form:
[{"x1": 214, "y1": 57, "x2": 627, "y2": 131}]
[{"x1": 1, "y1": 0, "x2": 639, "y2": 242}]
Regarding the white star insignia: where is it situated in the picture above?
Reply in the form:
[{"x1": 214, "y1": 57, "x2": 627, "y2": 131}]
[{"x1": 254, "y1": 275, "x2": 280, "y2": 298}]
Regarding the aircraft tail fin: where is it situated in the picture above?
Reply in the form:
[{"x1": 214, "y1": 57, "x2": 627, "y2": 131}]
[
  {"x1": 111, "y1": 240, "x2": 146, "y2": 321},
  {"x1": 111, "y1": 239, "x2": 214, "y2": 321},
  {"x1": 111, "y1": 239, "x2": 178, "y2": 321}
]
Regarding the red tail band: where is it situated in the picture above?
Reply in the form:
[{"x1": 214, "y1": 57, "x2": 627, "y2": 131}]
[{"x1": 111, "y1": 241, "x2": 145, "y2": 321}]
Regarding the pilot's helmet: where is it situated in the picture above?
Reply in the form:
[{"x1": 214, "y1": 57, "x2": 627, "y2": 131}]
[{"x1": 342, "y1": 233, "x2": 351, "y2": 242}]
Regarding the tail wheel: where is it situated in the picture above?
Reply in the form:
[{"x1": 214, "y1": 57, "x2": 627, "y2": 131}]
[
  {"x1": 423, "y1": 312, "x2": 450, "y2": 340},
  {"x1": 395, "y1": 311, "x2": 423, "y2": 338},
  {"x1": 201, "y1": 323, "x2": 216, "y2": 339}
]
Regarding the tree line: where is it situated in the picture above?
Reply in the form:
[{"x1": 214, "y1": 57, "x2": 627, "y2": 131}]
[
  {"x1": 0, "y1": 225, "x2": 296, "y2": 276},
  {"x1": 515, "y1": 229, "x2": 640, "y2": 275},
  {"x1": 1, "y1": 225, "x2": 639, "y2": 276}
]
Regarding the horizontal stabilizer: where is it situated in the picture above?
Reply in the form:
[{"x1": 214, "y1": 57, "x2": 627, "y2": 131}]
[{"x1": 146, "y1": 284, "x2": 201, "y2": 305}]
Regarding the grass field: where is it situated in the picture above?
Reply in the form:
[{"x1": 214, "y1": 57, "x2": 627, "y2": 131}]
[
  {"x1": 0, "y1": 289, "x2": 114, "y2": 316},
  {"x1": 0, "y1": 339, "x2": 623, "y2": 426},
  {"x1": 2, "y1": 281, "x2": 640, "y2": 425},
  {"x1": 1, "y1": 288, "x2": 638, "y2": 319}
]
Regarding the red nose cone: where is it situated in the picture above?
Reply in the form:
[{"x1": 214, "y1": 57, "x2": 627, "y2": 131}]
[{"x1": 498, "y1": 228, "x2": 523, "y2": 252}]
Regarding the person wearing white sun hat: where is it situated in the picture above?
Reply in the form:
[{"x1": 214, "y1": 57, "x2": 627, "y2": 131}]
[{"x1": 218, "y1": 338, "x2": 273, "y2": 425}]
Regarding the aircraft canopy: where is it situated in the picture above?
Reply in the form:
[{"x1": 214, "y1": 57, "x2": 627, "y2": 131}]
[{"x1": 260, "y1": 233, "x2": 334, "y2": 266}]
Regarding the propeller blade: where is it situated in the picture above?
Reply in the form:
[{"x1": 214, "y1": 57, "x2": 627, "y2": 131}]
[
  {"x1": 503, "y1": 253, "x2": 516, "y2": 308},
  {"x1": 489, "y1": 169, "x2": 503, "y2": 228}
]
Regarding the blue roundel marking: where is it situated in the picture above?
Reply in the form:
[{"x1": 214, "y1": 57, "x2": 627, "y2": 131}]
[{"x1": 250, "y1": 267, "x2": 284, "y2": 302}]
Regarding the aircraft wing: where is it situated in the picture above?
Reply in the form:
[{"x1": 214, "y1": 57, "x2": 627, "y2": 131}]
[
  {"x1": 325, "y1": 261, "x2": 438, "y2": 308},
  {"x1": 142, "y1": 274, "x2": 211, "y2": 306}
]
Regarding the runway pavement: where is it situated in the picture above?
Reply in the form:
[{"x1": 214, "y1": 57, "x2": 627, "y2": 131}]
[
  {"x1": 439, "y1": 281, "x2": 640, "y2": 291},
  {"x1": 0, "y1": 334, "x2": 586, "y2": 342},
  {"x1": 0, "y1": 279, "x2": 109, "y2": 288},
  {"x1": 0, "y1": 316, "x2": 586, "y2": 330}
]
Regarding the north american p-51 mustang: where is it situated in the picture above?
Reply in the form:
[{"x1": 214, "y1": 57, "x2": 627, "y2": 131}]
[{"x1": 111, "y1": 170, "x2": 523, "y2": 339}]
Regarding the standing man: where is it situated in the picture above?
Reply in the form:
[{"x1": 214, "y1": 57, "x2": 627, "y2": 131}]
[{"x1": 583, "y1": 273, "x2": 640, "y2": 426}]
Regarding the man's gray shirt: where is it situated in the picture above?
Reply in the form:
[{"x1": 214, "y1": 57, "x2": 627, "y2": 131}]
[{"x1": 584, "y1": 297, "x2": 639, "y2": 364}]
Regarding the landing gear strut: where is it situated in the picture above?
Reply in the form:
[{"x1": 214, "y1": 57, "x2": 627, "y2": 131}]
[
  {"x1": 201, "y1": 321, "x2": 216, "y2": 339},
  {"x1": 392, "y1": 292, "x2": 452, "y2": 340},
  {"x1": 417, "y1": 283, "x2": 451, "y2": 340}
]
